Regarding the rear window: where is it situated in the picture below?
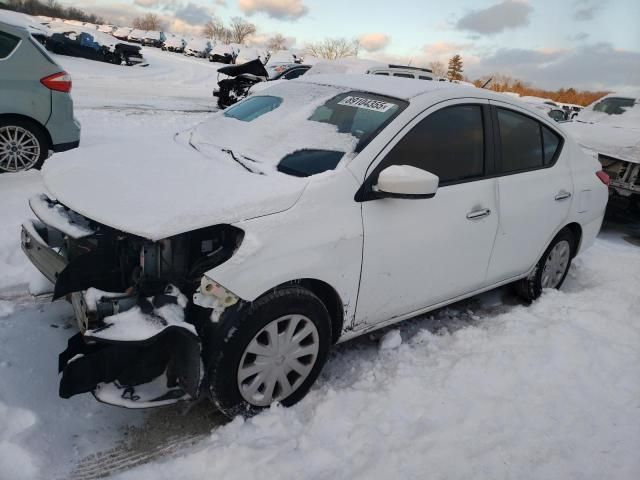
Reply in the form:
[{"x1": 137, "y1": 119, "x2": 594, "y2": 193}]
[
  {"x1": 0, "y1": 31, "x2": 20, "y2": 59},
  {"x1": 592, "y1": 97, "x2": 636, "y2": 115}
]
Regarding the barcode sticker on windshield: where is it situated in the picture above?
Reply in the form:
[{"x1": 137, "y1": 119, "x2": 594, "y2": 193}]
[{"x1": 337, "y1": 96, "x2": 395, "y2": 112}]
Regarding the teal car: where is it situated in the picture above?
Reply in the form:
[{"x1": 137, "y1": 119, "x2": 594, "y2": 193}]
[{"x1": 0, "y1": 18, "x2": 80, "y2": 173}]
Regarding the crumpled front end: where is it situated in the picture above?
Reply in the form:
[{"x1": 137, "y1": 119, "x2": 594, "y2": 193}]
[{"x1": 21, "y1": 194, "x2": 244, "y2": 408}]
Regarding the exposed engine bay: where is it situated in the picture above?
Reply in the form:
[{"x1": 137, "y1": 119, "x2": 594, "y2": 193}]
[{"x1": 21, "y1": 194, "x2": 244, "y2": 407}]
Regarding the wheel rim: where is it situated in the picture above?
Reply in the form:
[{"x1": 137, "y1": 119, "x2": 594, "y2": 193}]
[
  {"x1": 0, "y1": 126, "x2": 41, "y2": 172},
  {"x1": 541, "y1": 240, "x2": 571, "y2": 289},
  {"x1": 237, "y1": 314, "x2": 319, "y2": 407}
]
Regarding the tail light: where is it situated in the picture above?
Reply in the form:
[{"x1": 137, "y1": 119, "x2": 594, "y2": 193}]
[
  {"x1": 40, "y1": 72, "x2": 72, "y2": 93},
  {"x1": 596, "y1": 170, "x2": 610, "y2": 186}
]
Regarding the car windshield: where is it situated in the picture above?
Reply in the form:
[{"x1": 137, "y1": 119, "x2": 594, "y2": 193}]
[
  {"x1": 592, "y1": 97, "x2": 636, "y2": 115},
  {"x1": 191, "y1": 82, "x2": 407, "y2": 177},
  {"x1": 266, "y1": 63, "x2": 298, "y2": 78}
]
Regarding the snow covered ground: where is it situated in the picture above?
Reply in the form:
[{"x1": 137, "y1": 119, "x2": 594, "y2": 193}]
[{"x1": 1, "y1": 48, "x2": 639, "y2": 480}]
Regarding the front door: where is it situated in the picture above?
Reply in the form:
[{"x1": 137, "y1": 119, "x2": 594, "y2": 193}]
[{"x1": 354, "y1": 101, "x2": 499, "y2": 327}]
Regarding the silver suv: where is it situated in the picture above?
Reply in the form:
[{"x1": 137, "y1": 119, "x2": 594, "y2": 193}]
[{"x1": 0, "y1": 18, "x2": 80, "y2": 173}]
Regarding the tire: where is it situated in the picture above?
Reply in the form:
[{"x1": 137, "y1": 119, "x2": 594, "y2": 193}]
[
  {"x1": 515, "y1": 228, "x2": 576, "y2": 301},
  {"x1": 0, "y1": 118, "x2": 50, "y2": 173},
  {"x1": 206, "y1": 287, "x2": 332, "y2": 418}
]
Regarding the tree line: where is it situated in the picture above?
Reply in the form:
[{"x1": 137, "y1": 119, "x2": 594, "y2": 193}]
[{"x1": 3, "y1": 0, "x2": 104, "y2": 24}]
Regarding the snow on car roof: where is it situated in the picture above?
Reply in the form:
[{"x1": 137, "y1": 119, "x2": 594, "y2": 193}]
[
  {"x1": 47, "y1": 21, "x2": 134, "y2": 48},
  {"x1": 0, "y1": 10, "x2": 50, "y2": 35},
  {"x1": 297, "y1": 73, "x2": 469, "y2": 101}
]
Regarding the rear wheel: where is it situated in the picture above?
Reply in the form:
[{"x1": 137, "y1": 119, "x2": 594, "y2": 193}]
[
  {"x1": 0, "y1": 119, "x2": 49, "y2": 173},
  {"x1": 516, "y1": 228, "x2": 575, "y2": 301},
  {"x1": 206, "y1": 287, "x2": 331, "y2": 418}
]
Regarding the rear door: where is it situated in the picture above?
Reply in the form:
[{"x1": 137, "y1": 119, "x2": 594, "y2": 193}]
[{"x1": 486, "y1": 101, "x2": 573, "y2": 283}]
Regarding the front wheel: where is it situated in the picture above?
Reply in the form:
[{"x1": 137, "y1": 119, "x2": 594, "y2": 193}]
[
  {"x1": 516, "y1": 228, "x2": 575, "y2": 301},
  {"x1": 206, "y1": 287, "x2": 332, "y2": 418}
]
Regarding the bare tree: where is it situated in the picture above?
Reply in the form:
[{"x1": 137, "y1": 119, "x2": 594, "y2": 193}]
[
  {"x1": 228, "y1": 17, "x2": 256, "y2": 44},
  {"x1": 266, "y1": 33, "x2": 288, "y2": 51},
  {"x1": 132, "y1": 13, "x2": 162, "y2": 31},
  {"x1": 202, "y1": 15, "x2": 231, "y2": 43},
  {"x1": 305, "y1": 37, "x2": 359, "y2": 60},
  {"x1": 428, "y1": 60, "x2": 447, "y2": 78}
]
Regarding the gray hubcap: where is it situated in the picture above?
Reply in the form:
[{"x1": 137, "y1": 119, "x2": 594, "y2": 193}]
[
  {"x1": 541, "y1": 240, "x2": 571, "y2": 289},
  {"x1": 237, "y1": 314, "x2": 319, "y2": 407},
  {"x1": 0, "y1": 126, "x2": 40, "y2": 172}
]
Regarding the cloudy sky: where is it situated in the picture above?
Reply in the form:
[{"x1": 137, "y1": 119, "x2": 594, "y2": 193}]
[{"x1": 60, "y1": 0, "x2": 639, "y2": 91}]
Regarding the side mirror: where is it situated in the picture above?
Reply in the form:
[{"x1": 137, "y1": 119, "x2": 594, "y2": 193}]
[{"x1": 375, "y1": 165, "x2": 439, "y2": 198}]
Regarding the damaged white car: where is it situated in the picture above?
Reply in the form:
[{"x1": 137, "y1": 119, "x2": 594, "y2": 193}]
[{"x1": 22, "y1": 76, "x2": 608, "y2": 418}]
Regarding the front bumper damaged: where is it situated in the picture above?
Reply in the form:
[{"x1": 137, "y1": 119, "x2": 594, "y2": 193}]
[{"x1": 21, "y1": 194, "x2": 207, "y2": 408}]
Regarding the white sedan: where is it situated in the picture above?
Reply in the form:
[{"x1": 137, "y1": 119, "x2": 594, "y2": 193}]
[{"x1": 22, "y1": 75, "x2": 609, "y2": 417}]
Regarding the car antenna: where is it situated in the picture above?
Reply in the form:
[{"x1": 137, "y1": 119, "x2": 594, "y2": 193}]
[{"x1": 481, "y1": 77, "x2": 492, "y2": 89}]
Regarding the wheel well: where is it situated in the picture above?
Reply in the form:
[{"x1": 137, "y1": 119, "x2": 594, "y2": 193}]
[
  {"x1": 273, "y1": 279, "x2": 344, "y2": 344},
  {"x1": 564, "y1": 222, "x2": 583, "y2": 256},
  {"x1": 0, "y1": 114, "x2": 52, "y2": 148}
]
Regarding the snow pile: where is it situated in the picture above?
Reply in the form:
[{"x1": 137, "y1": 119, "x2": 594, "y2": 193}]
[
  {"x1": 115, "y1": 239, "x2": 640, "y2": 480},
  {"x1": 379, "y1": 329, "x2": 402, "y2": 350},
  {"x1": 0, "y1": 171, "x2": 45, "y2": 293},
  {"x1": 0, "y1": 403, "x2": 39, "y2": 480},
  {"x1": 0, "y1": 301, "x2": 14, "y2": 318}
]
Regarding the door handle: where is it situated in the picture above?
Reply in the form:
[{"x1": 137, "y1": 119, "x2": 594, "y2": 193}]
[
  {"x1": 466, "y1": 208, "x2": 491, "y2": 220},
  {"x1": 555, "y1": 191, "x2": 572, "y2": 201}
]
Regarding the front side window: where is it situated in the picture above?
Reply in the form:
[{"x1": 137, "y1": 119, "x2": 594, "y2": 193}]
[
  {"x1": 497, "y1": 108, "x2": 543, "y2": 173},
  {"x1": 0, "y1": 31, "x2": 20, "y2": 59},
  {"x1": 393, "y1": 73, "x2": 414, "y2": 78},
  {"x1": 379, "y1": 105, "x2": 484, "y2": 184}
]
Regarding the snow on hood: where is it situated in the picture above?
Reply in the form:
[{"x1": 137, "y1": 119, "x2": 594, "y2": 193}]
[
  {"x1": 564, "y1": 93, "x2": 640, "y2": 164},
  {"x1": 41, "y1": 128, "x2": 309, "y2": 241}
]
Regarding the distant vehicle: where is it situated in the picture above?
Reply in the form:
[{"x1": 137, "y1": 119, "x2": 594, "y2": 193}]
[
  {"x1": 127, "y1": 29, "x2": 146, "y2": 44},
  {"x1": 561, "y1": 104, "x2": 582, "y2": 119},
  {"x1": 0, "y1": 19, "x2": 80, "y2": 172},
  {"x1": 548, "y1": 108, "x2": 569, "y2": 122},
  {"x1": 162, "y1": 36, "x2": 186, "y2": 52},
  {"x1": 368, "y1": 64, "x2": 438, "y2": 81},
  {"x1": 184, "y1": 38, "x2": 212, "y2": 57},
  {"x1": 519, "y1": 96, "x2": 568, "y2": 122},
  {"x1": 23, "y1": 76, "x2": 607, "y2": 418},
  {"x1": 142, "y1": 30, "x2": 165, "y2": 48},
  {"x1": 0, "y1": 9, "x2": 49, "y2": 44},
  {"x1": 45, "y1": 28, "x2": 145, "y2": 66},
  {"x1": 208, "y1": 43, "x2": 238, "y2": 64},
  {"x1": 112, "y1": 26, "x2": 132, "y2": 40},
  {"x1": 245, "y1": 63, "x2": 312, "y2": 96},
  {"x1": 213, "y1": 59, "x2": 269, "y2": 109},
  {"x1": 564, "y1": 93, "x2": 640, "y2": 208},
  {"x1": 97, "y1": 24, "x2": 116, "y2": 34}
]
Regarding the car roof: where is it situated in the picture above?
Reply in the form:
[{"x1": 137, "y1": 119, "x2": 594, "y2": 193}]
[{"x1": 298, "y1": 73, "x2": 475, "y2": 101}]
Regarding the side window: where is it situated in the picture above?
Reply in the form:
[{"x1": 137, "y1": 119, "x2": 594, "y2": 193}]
[
  {"x1": 0, "y1": 31, "x2": 20, "y2": 59},
  {"x1": 283, "y1": 68, "x2": 306, "y2": 80},
  {"x1": 393, "y1": 73, "x2": 414, "y2": 78},
  {"x1": 374, "y1": 72, "x2": 389, "y2": 75},
  {"x1": 419, "y1": 76, "x2": 433, "y2": 80},
  {"x1": 496, "y1": 108, "x2": 543, "y2": 173},
  {"x1": 541, "y1": 125, "x2": 561, "y2": 165},
  {"x1": 380, "y1": 105, "x2": 484, "y2": 184}
]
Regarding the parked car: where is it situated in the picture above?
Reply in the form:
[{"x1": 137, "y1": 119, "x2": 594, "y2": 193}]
[
  {"x1": 0, "y1": 19, "x2": 80, "y2": 172},
  {"x1": 0, "y1": 9, "x2": 49, "y2": 44},
  {"x1": 126, "y1": 28, "x2": 146, "y2": 43},
  {"x1": 213, "y1": 58, "x2": 269, "y2": 108},
  {"x1": 208, "y1": 43, "x2": 238, "y2": 63},
  {"x1": 112, "y1": 26, "x2": 132, "y2": 40},
  {"x1": 162, "y1": 36, "x2": 186, "y2": 52},
  {"x1": 97, "y1": 24, "x2": 116, "y2": 34},
  {"x1": 22, "y1": 76, "x2": 607, "y2": 417},
  {"x1": 142, "y1": 30, "x2": 165, "y2": 47},
  {"x1": 184, "y1": 37, "x2": 212, "y2": 57},
  {"x1": 245, "y1": 62, "x2": 311, "y2": 95},
  {"x1": 564, "y1": 93, "x2": 639, "y2": 208},
  {"x1": 368, "y1": 64, "x2": 438, "y2": 81},
  {"x1": 45, "y1": 27, "x2": 145, "y2": 66}
]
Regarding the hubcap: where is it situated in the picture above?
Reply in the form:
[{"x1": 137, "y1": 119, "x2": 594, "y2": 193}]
[
  {"x1": 0, "y1": 126, "x2": 40, "y2": 172},
  {"x1": 541, "y1": 240, "x2": 571, "y2": 289},
  {"x1": 237, "y1": 314, "x2": 319, "y2": 407}
]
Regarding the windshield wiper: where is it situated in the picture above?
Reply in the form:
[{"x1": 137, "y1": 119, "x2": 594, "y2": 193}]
[{"x1": 221, "y1": 148, "x2": 264, "y2": 175}]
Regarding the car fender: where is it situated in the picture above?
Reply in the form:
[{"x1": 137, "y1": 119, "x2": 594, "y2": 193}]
[{"x1": 204, "y1": 169, "x2": 363, "y2": 333}]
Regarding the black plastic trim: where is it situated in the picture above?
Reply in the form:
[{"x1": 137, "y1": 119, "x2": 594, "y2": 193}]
[{"x1": 52, "y1": 140, "x2": 80, "y2": 152}]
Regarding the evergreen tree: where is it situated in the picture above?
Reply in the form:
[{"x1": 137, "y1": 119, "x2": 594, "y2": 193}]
[{"x1": 447, "y1": 54, "x2": 464, "y2": 81}]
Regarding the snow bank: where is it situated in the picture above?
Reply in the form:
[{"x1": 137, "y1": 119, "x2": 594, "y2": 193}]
[
  {"x1": 0, "y1": 403, "x2": 39, "y2": 480},
  {"x1": 0, "y1": 171, "x2": 45, "y2": 293},
  {"x1": 115, "y1": 239, "x2": 640, "y2": 480}
]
